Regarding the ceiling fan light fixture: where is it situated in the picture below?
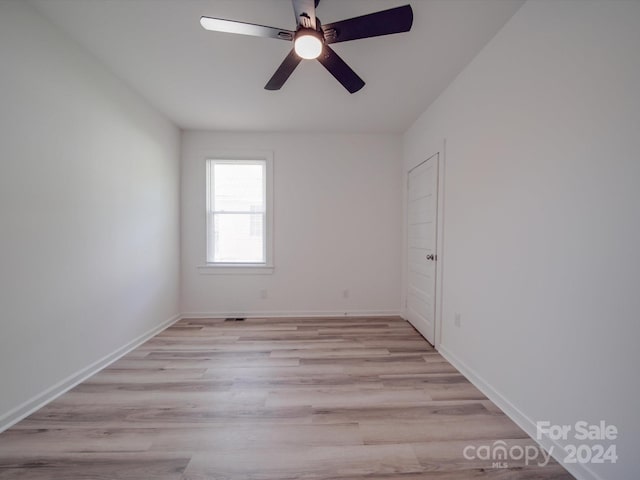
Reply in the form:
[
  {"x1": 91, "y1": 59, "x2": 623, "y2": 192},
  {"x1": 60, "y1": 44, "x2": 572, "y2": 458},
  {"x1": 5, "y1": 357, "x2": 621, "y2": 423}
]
[{"x1": 294, "y1": 29, "x2": 323, "y2": 59}]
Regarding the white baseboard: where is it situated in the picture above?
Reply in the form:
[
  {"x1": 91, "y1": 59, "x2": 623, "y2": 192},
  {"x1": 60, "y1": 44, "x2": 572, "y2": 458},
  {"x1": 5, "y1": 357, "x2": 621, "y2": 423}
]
[
  {"x1": 438, "y1": 345, "x2": 602, "y2": 480},
  {"x1": 0, "y1": 313, "x2": 181, "y2": 434},
  {"x1": 181, "y1": 310, "x2": 402, "y2": 319}
]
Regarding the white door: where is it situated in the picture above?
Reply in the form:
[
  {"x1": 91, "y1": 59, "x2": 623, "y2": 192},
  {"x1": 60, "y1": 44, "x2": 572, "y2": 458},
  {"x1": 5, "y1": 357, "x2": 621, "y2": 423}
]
[{"x1": 406, "y1": 154, "x2": 438, "y2": 345}]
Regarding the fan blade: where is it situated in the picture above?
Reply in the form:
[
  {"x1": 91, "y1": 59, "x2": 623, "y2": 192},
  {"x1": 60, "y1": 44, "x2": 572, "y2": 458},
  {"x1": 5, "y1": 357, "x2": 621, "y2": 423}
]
[
  {"x1": 292, "y1": 0, "x2": 317, "y2": 30},
  {"x1": 265, "y1": 49, "x2": 302, "y2": 90},
  {"x1": 317, "y1": 45, "x2": 365, "y2": 94},
  {"x1": 321, "y1": 5, "x2": 413, "y2": 44},
  {"x1": 200, "y1": 17, "x2": 294, "y2": 41}
]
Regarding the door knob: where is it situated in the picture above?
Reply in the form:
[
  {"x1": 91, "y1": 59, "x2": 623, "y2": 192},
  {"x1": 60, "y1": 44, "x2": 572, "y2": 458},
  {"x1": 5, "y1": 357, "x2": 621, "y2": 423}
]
[{"x1": 426, "y1": 254, "x2": 435, "y2": 261}]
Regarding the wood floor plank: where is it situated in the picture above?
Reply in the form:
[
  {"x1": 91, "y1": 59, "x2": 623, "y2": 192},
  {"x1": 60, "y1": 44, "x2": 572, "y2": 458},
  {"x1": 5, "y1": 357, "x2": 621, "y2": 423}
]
[
  {"x1": 148, "y1": 424, "x2": 363, "y2": 451},
  {"x1": 310, "y1": 402, "x2": 494, "y2": 424},
  {"x1": 359, "y1": 414, "x2": 529, "y2": 444},
  {"x1": 182, "y1": 444, "x2": 423, "y2": 480},
  {"x1": 13, "y1": 405, "x2": 315, "y2": 429},
  {"x1": 0, "y1": 316, "x2": 573, "y2": 479},
  {"x1": 266, "y1": 388, "x2": 433, "y2": 408},
  {"x1": 0, "y1": 428, "x2": 153, "y2": 454},
  {"x1": 0, "y1": 453, "x2": 190, "y2": 480}
]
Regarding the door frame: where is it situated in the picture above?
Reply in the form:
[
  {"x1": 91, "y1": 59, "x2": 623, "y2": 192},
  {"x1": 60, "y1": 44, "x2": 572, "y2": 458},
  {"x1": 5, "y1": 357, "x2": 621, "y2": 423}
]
[{"x1": 404, "y1": 145, "x2": 445, "y2": 350}]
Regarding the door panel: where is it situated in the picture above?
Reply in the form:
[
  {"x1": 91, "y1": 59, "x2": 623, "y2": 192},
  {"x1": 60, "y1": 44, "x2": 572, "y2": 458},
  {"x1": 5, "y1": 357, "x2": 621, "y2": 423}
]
[{"x1": 406, "y1": 154, "x2": 438, "y2": 345}]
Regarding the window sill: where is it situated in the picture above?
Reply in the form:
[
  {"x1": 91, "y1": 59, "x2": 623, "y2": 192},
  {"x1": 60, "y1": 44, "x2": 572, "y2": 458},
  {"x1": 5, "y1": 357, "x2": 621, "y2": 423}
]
[{"x1": 197, "y1": 264, "x2": 274, "y2": 275}]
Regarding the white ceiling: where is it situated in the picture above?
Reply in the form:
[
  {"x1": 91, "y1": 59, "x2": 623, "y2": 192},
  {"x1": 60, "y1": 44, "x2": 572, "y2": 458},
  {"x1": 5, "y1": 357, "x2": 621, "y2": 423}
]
[{"x1": 32, "y1": 0, "x2": 524, "y2": 133}]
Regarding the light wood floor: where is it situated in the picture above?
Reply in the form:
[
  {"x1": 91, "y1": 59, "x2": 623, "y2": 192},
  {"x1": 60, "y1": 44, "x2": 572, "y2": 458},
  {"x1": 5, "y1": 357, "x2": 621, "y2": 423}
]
[{"x1": 0, "y1": 316, "x2": 573, "y2": 479}]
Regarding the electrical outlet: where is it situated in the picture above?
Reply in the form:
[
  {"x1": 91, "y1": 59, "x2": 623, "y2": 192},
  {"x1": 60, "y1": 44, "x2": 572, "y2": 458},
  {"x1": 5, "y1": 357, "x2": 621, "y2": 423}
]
[
  {"x1": 454, "y1": 313, "x2": 461, "y2": 328},
  {"x1": 260, "y1": 289, "x2": 268, "y2": 300},
  {"x1": 342, "y1": 289, "x2": 349, "y2": 299}
]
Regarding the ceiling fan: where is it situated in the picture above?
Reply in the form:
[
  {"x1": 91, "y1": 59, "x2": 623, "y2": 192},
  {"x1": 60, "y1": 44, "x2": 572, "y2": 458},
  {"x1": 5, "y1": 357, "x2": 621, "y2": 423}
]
[{"x1": 200, "y1": 1, "x2": 413, "y2": 93}]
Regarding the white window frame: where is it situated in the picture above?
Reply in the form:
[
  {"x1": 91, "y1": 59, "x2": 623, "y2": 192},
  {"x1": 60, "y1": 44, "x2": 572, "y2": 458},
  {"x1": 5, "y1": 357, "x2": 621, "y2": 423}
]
[{"x1": 198, "y1": 152, "x2": 274, "y2": 275}]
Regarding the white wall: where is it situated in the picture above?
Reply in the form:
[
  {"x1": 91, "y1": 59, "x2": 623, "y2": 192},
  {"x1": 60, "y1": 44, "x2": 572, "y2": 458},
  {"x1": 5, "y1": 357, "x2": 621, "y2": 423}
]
[
  {"x1": 403, "y1": 1, "x2": 640, "y2": 479},
  {"x1": 182, "y1": 131, "x2": 402, "y2": 317},
  {"x1": 0, "y1": 1, "x2": 181, "y2": 428}
]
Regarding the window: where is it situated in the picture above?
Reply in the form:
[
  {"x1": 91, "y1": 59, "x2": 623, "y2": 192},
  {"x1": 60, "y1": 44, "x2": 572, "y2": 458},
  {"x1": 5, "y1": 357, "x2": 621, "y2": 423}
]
[{"x1": 204, "y1": 155, "x2": 273, "y2": 272}]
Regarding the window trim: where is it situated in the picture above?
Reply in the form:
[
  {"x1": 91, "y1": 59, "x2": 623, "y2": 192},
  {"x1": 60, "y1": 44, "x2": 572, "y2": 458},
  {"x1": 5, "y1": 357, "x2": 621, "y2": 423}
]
[{"x1": 200, "y1": 151, "x2": 274, "y2": 275}]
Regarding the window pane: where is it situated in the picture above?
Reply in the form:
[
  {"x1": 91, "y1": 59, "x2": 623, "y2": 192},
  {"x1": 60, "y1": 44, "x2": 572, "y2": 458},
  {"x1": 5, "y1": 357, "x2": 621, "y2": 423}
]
[
  {"x1": 212, "y1": 213, "x2": 264, "y2": 263},
  {"x1": 214, "y1": 163, "x2": 264, "y2": 212}
]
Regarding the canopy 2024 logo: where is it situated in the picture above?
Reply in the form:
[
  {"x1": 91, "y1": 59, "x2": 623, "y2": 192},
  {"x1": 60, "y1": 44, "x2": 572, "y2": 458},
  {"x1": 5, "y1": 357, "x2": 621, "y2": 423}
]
[{"x1": 462, "y1": 420, "x2": 618, "y2": 469}]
